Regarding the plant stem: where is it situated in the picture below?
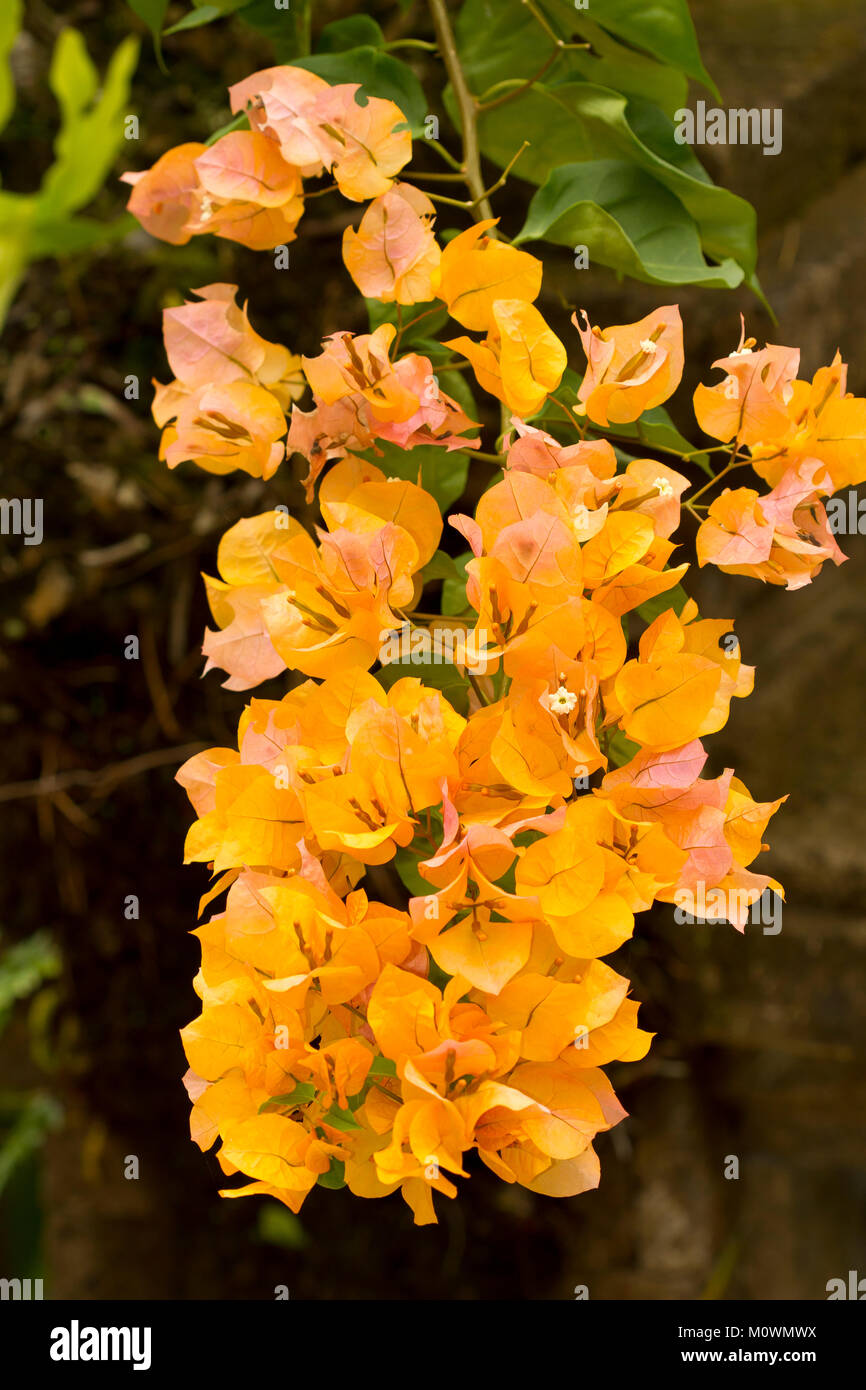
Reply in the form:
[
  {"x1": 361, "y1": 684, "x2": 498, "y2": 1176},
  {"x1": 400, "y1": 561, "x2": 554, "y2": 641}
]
[
  {"x1": 688, "y1": 451, "x2": 751, "y2": 506},
  {"x1": 548, "y1": 394, "x2": 584, "y2": 435},
  {"x1": 468, "y1": 671, "x2": 491, "y2": 706},
  {"x1": 410, "y1": 169, "x2": 469, "y2": 182},
  {"x1": 394, "y1": 304, "x2": 442, "y2": 352},
  {"x1": 294, "y1": 0, "x2": 312, "y2": 56},
  {"x1": 427, "y1": 138, "x2": 464, "y2": 172},
  {"x1": 430, "y1": 0, "x2": 495, "y2": 222},
  {"x1": 205, "y1": 111, "x2": 249, "y2": 146},
  {"x1": 521, "y1": 0, "x2": 590, "y2": 49},
  {"x1": 427, "y1": 191, "x2": 473, "y2": 209},
  {"x1": 385, "y1": 38, "x2": 438, "y2": 51},
  {"x1": 371, "y1": 1080, "x2": 400, "y2": 1104},
  {"x1": 590, "y1": 430, "x2": 728, "y2": 462},
  {"x1": 477, "y1": 51, "x2": 559, "y2": 112},
  {"x1": 472, "y1": 141, "x2": 530, "y2": 206}
]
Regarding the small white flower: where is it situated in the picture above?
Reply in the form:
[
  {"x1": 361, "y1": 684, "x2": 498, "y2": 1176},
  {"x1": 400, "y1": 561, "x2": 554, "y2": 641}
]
[
  {"x1": 729, "y1": 345, "x2": 754, "y2": 357},
  {"x1": 544, "y1": 684, "x2": 578, "y2": 715},
  {"x1": 639, "y1": 338, "x2": 658, "y2": 356},
  {"x1": 654, "y1": 476, "x2": 674, "y2": 498}
]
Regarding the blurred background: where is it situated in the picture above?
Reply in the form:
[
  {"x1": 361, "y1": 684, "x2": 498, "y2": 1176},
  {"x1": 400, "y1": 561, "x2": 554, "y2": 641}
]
[{"x1": 1, "y1": 0, "x2": 865, "y2": 1300}]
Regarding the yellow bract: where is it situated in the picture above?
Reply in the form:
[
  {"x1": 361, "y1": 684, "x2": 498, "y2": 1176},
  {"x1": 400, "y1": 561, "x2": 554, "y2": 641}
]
[
  {"x1": 138, "y1": 58, "x2": 821, "y2": 1228},
  {"x1": 438, "y1": 220, "x2": 542, "y2": 332}
]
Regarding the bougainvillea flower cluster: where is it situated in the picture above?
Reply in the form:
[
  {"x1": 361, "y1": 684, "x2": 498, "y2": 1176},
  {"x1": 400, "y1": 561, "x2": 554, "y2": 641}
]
[{"x1": 125, "y1": 66, "x2": 866, "y2": 1224}]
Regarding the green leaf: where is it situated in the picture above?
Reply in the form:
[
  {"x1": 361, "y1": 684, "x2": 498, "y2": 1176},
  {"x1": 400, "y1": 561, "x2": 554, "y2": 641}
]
[
  {"x1": 546, "y1": 0, "x2": 719, "y2": 96},
  {"x1": 0, "y1": 0, "x2": 22, "y2": 137},
  {"x1": 237, "y1": 0, "x2": 307, "y2": 51},
  {"x1": 125, "y1": 0, "x2": 169, "y2": 71},
  {"x1": 316, "y1": 1157, "x2": 346, "y2": 1189},
  {"x1": 0, "y1": 1093, "x2": 62, "y2": 1198},
  {"x1": 515, "y1": 160, "x2": 742, "y2": 289},
  {"x1": 316, "y1": 17, "x2": 385, "y2": 53},
  {"x1": 163, "y1": 7, "x2": 224, "y2": 36},
  {"x1": 205, "y1": 110, "x2": 250, "y2": 146},
  {"x1": 441, "y1": 550, "x2": 473, "y2": 617},
  {"x1": 554, "y1": 16, "x2": 688, "y2": 116},
  {"x1": 366, "y1": 297, "x2": 449, "y2": 346},
  {"x1": 394, "y1": 845, "x2": 433, "y2": 898},
  {"x1": 613, "y1": 94, "x2": 758, "y2": 276},
  {"x1": 368, "y1": 1055, "x2": 397, "y2": 1077},
  {"x1": 0, "y1": 213, "x2": 33, "y2": 328},
  {"x1": 29, "y1": 212, "x2": 135, "y2": 258},
  {"x1": 358, "y1": 440, "x2": 470, "y2": 511},
  {"x1": 420, "y1": 550, "x2": 463, "y2": 585},
  {"x1": 258, "y1": 1202, "x2": 308, "y2": 1250},
  {"x1": 322, "y1": 1105, "x2": 361, "y2": 1133},
  {"x1": 40, "y1": 33, "x2": 139, "y2": 219},
  {"x1": 126, "y1": 0, "x2": 169, "y2": 35},
  {"x1": 454, "y1": 0, "x2": 687, "y2": 120},
  {"x1": 292, "y1": 47, "x2": 426, "y2": 134},
  {"x1": 0, "y1": 932, "x2": 61, "y2": 1034},
  {"x1": 0, "y1": 28, "x2": 137, "y2": 329},
  {"x1": 259, "y1": 1083, "x2": 316, "y2": 1112},
  {"x1": 636, "y1": 582, "x2": 689, "y2": 625},
  {"x1": 469, "y1": 81, "x2": 757, "y2": 280},
  {"x1": 406, "y1": 337, "x2": 457, "y2": 368},
  {"x1": 377, "y1": 657, "x2": 471, "y2": 716},
  {"x1": 48, "y1": 28, "x2": 98, "y2": 125},
  {"x1": 606, "y1": 728, "x2": 640, "y2": 768}
]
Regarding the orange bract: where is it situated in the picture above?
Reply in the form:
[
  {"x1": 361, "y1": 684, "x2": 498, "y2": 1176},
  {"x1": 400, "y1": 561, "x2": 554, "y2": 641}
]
[
  {"x1": 574, "y1": 305, "x2": 684, "y2": 427},
  {"x1": 342, "y1": 183, "x2": 440, "y2": 305},
  {"x1": 134, "y1": 58, "x2": 866, "y2": 1227},
  {"x1": 123, "y1": 66, "x2": 413, "y2": 250}
]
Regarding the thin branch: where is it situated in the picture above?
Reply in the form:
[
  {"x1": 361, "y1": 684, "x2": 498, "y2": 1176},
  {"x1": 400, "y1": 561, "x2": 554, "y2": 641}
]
[
  {"x1": 590, "y1": 430, "x2": 730, "y2": 462},
  {"x1": 427, "y1": 190, "x2": 473, "y2": 209},
  {"x1": 687, "y1": 452, "x2": 751, "y2": 507},
  {"x1": 430, "y1": 0, "x2": 495, "y2": 222},
  {"x1": 472, "y1": 140, "x2": 530, "y2": 205},
  {"x1": 370, "y1": 1080, "x2": 401, "y2": 1105},
  {"x1": 385, "y1": 38, "x2": 438, "y2": 51},
  {"x1": 409, "y1": 169, "x2": 469, "y2": 182},
  {"x1": 0, "y1": 743, "x2": 207, "y2": 805},
  {"x1": 395, "y1": 305, "x2": 445, "y2": 353},
  {"x1": 679, "y1": 445, "x2": 730, "y2": 462},
  {"x1": 477, "y1": 51, "x2": 559, "y2": 112},
  {"x1": 468, "y1": 671, "x2": 492, "y2": 707},
  {"x1": 547, "y1": 394, "x2": 585, "y2": 436},
  {"x1": 427, "y1": 138, "x2": 464, "y2": 172},
  {"x1": 521, "y1": 0, "x2": 592, "y2": 49}
]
